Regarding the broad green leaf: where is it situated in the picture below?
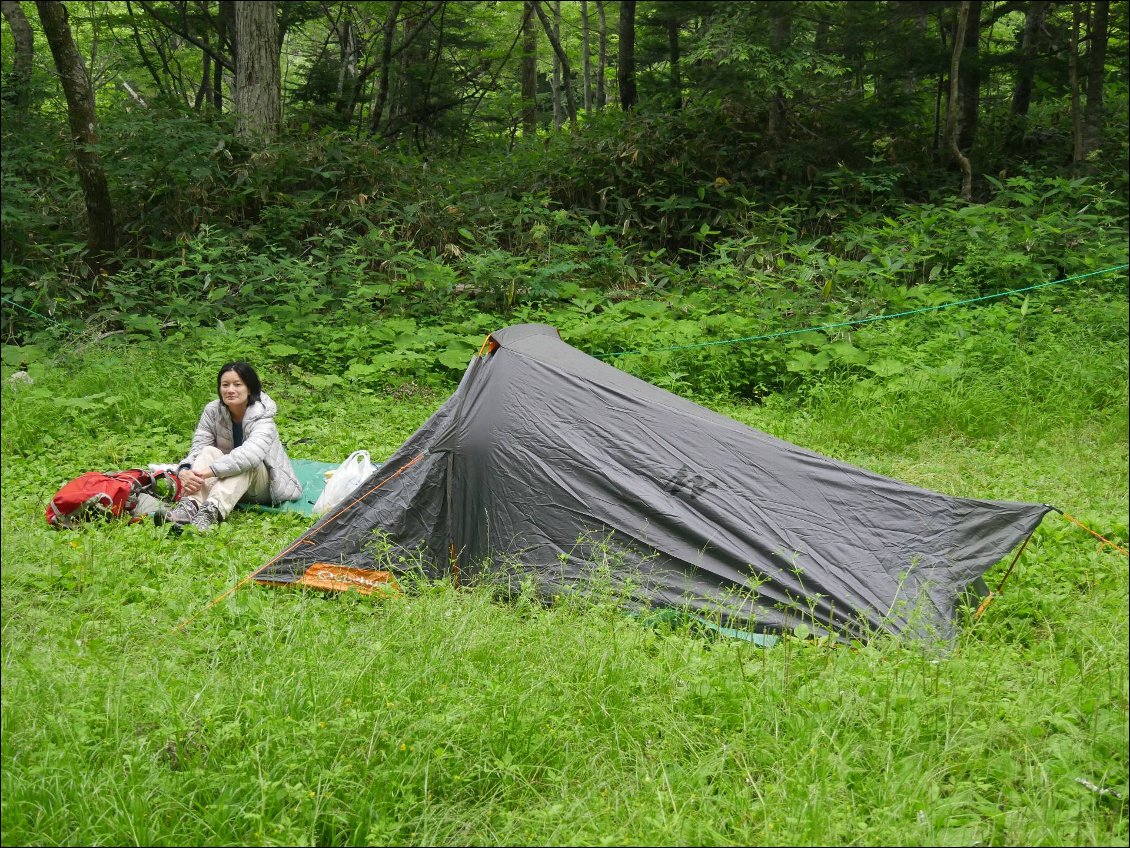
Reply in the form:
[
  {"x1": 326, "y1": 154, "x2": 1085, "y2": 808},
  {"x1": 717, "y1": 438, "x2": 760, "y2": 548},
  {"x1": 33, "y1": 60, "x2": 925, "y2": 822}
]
[
  {"x1": 829, "y1": 342, "x2": 869, "y2": 364},
  {"x1": 266, "y1": 343, "x2": 302, "y2": 357},
  {"x1": 865, "y1": 358, "x2": 907, "y2": 377},
  {"x1": 437, "y1": 348, "x2": 473, "y2": 370}
]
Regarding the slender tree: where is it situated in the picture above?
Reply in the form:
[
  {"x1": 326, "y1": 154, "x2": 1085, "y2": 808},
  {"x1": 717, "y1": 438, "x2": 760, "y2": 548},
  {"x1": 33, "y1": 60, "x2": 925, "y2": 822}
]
[
  {"x1": 332, "y1": 7, "x2": 359, "y2": 119},
  {"x1": 135, "y1": 0, "x2": 234, "y2": 108},
  {"x1": 533, "y1": 0, "x2": 577, "y2": 127},
  {"x1": 957, "y1": 0, "x2": 982, "y2": 155},
  {"x1": 595, "y1": 0, "x2": 607, "y2": 109},
  {"x1": 618, "y1": 0, "x2": 636, "y2": 110},
  {"x1": 666, "y1": 11, "x2": 681, "y2": 110},
  {"x1": 549, "y1": 0, "x2": 562, "y2": 128},
  {"x1": 363, "y1": 1, "x2": 444, "y2": 136},
  {"x1": 369, "y1": 0, "x2": 403, "y2": 134},
  {"x1": 35, "y1": 0, "x2": 117, "y2": 256},
  {"x1": 581, "y1": 0, "x2": 592, "y2": 111},
  {"x1": 1, "y1": 0, "x2": 35, "y2": 112},
  {"x1": 215, "y1": 0, "x2": 232, "y2": 110},
  {"x1": 766, "y1": 2, "x2": 791, "y2": 139},
  {"x1": 521, "y1": 0, "x2": 538, "y2": 134},
  {"x1": 1009, "y1": 0, "x2": 1050, "y2": 143},
  {"x1": 1069, "y1": 1, "x2": 1084, "y2": 163},
  {"x1": 193, "y1": 0, "x2": 215, "y2": 110},
  {"x1": 944, "y1": 1, "x2": 974, "y2": 200},
  {"x1": 1082, "y1": 0, "x2": 1110, "y2": 159}
]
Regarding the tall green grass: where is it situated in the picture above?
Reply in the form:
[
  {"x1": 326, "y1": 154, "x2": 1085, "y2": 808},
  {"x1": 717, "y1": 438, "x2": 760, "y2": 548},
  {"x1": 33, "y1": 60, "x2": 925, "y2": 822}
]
[{"x1": 1, "y1": 315, "x2": 1127, "y2": 846}]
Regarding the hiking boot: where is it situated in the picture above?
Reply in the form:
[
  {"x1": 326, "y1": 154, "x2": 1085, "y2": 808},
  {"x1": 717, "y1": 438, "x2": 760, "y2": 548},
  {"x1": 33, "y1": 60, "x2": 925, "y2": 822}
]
[
  {"x1": 190, "y1": 501, "x2": 222, "y2": 533},
  {"x1": 154, "y1": 498, "x2": 199, "y2": 527}
]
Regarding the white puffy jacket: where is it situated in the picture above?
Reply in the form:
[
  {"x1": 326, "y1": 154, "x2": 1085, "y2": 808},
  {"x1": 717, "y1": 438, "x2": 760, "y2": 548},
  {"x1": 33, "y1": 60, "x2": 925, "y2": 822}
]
[{"x1": 179, "y1": 392, "x2": 302, "y2": 504}]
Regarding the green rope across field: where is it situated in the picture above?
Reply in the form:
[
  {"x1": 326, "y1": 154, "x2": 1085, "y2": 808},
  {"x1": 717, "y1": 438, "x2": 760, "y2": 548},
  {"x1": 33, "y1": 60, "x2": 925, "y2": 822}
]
[
  {"x1": 3, "y1": 263, "x2": 1127, "y2": 356},
  {"x1": 0, "y1": 295, "x2": 70, "y2": 328},
  {"x1": 596, "y1": 263, "x2": 1129, "y2": 359}
]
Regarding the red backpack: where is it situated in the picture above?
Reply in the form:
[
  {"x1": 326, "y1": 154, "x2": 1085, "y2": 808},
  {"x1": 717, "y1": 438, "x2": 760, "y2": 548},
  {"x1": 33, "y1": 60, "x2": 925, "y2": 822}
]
[{"x1": 45, "y1": 469, "x2": 182, "y2": 529}]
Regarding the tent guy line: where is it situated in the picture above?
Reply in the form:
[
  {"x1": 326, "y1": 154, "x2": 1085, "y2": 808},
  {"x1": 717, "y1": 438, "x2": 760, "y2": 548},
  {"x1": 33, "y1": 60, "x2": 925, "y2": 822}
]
[
  {"x1": 595, "y1": 262, "x2": 1130, "y2": 359},
  {"x1": 1, "y1": 263, "x2": 1127, "y2": 348},
  {"x1": 1053, "y1": 507, "x2": 1130, "y2": 557}
]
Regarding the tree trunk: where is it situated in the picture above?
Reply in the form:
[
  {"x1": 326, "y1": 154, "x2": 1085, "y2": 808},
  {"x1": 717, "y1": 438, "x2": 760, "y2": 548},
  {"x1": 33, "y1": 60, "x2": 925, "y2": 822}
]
[
  {"x1": 1, "y1": 0, "x2": 34, "y2": 112},
  {"x1": 215, "y1": 0, "x2": 233, "y2": 110},
  {"x1": 413, "y1": 1, "x2": 446, "y2": 149},
  {"x1": 1069, "y1": 1, "x2": 1083, "y2": 163},
  {"x1": 957, "y1": 0, "x2": 982, "y2": 154},
  {"x1": 521, "y1": 1, "x2": 537, "y2": 134},
  {"x1": 196, "y1": 48, "x2": 213, "y2": 109},
  {"x1": 932, "y1": 5, "x2": 948, "y2": 159},
  {"x1": 550, "y1": 0, "x2": 562, "y2": 129},
  {"x1": 667, "y1": 16, "x2": 681, "y2": 110},
  {"x1": 905, "y1": 6, "x2": 928, "y2": 95},
  {"x1": 334, "y1": 17, "x2": 358, "y2": 119},
  {"x1": 617, "y1": 0, "x2": 636, "y2": 111},
  {"x1": 194, "y1": 1, "x2": 214, "y2": 111},
  {"x1": 376, "y1": 3, "x2": 443, "y2": 138},
  {"x1": 369, "y1": 0, "x2": 402, "y2": 135},
  {"x1": 596, "y1": 0, "x2": 605, "y2": 109},
  {"x1": 126, "y1": 0, "x2": 172, "y2": 100},
  {"x1": 1082, "y1": 0, "x2": 1109, "y2": 159},
  {"x1": 35, "y1": 0, "x2": 117, "y2": 257},
  {"x1": 813, "y1": 8, "x2": 829, "y2": 53},
  {"x1": 533, "y1": 0, "x2": 577, "y2": 128},
  {"x1": 1010, "y1": 1, "x2": 1048, "y2": 124},
  {"x1": 233, "y1": 0, "x2": 279, "y2": 141},
  {"x1": 595, "y1": 0, "x2": 607, "y2": 109},
  {"x1": 944, "y1": 1, "x2": 973, "y2": 200},
  {"x1": 766, "y1": 2, "x2": 791, "y2": 139},
  {"x1": 877, "y1": 1, "x2": 925, "y2": 103},
  {"x1": 581, "y1": 0, "x2": 592, "y2": 112}
]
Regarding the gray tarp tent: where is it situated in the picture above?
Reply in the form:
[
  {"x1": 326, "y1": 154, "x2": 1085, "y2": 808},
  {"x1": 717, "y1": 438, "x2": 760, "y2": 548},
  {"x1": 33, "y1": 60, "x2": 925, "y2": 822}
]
[{"x1": 256, "y1": 324, "x2": 1051, "y2": 641}]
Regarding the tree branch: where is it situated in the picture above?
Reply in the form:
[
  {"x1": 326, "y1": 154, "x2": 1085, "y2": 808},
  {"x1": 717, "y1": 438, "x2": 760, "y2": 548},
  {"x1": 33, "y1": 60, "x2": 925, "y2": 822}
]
[{"x1": 137, "y1": 0, "x2": 233, "y2": 72}]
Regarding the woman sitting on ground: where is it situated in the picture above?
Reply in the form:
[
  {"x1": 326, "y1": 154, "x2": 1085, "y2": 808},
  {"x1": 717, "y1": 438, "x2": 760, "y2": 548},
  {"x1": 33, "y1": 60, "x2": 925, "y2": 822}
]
[{"x1": 159, "y1": 361, "x2": 302, "y2": 532}]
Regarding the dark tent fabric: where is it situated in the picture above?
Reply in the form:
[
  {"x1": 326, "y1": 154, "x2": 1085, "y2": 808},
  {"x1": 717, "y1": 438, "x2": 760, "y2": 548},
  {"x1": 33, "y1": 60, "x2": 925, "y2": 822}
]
[{"x1": 256, "y1": 324, "x2": 1052, "y2": 641}]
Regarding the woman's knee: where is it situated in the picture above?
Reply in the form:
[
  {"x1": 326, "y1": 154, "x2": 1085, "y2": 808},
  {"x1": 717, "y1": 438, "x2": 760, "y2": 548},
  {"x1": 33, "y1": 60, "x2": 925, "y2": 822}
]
[{"x1": 192, "y1": 445, "x2": 224, "y2": 470}]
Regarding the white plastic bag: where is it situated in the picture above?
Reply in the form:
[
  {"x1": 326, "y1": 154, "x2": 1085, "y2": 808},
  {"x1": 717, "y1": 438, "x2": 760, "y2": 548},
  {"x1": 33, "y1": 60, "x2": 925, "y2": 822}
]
[{"x1": 312, "y1": 449, "x2": 374, "y2": 516}]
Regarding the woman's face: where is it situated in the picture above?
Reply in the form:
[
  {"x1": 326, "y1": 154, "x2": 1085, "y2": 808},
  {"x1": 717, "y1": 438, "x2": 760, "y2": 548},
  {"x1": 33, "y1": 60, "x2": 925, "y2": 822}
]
[{"x1": 219, "y1": 370, "x2": 249, "y2": 410}]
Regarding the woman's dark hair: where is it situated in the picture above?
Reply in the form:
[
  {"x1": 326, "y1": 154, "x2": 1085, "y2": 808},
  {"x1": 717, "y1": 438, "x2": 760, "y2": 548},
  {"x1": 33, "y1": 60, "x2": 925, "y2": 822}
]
[{"x1": 216, "y1": 361, "x2": 262, "y2": 406}]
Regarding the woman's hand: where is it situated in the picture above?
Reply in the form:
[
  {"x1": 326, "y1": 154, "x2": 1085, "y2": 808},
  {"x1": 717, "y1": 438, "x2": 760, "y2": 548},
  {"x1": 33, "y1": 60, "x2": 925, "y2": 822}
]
[{"x1": 178, "y1": 467, "x2": 212, "y2": 496}]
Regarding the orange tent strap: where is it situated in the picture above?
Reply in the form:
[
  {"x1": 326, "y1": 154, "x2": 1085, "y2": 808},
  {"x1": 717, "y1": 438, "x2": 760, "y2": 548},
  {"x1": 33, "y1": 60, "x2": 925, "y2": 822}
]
[
  {"x1": 973, "y1": 591, "x2": 996, "y2": 620},
  {"x1": 1059, "y1": 511, "x2": 1129, "y2": 557}
]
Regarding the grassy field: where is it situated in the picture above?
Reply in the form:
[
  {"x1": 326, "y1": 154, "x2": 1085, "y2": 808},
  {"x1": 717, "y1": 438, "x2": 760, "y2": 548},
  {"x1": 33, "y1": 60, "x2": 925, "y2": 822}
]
[{"x1": 1, "y1": 314, "x2": 1127, "y2": 846}]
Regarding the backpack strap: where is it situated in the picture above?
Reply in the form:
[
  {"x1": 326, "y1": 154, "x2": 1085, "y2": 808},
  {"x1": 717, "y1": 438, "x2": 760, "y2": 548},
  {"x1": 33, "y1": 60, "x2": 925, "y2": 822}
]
[
  {"x1": 150, "y1": 468, "x2": 184, "y2": 502},
  {"x1": 105, "y1": 469, "x2": 183, "y2": 506}
]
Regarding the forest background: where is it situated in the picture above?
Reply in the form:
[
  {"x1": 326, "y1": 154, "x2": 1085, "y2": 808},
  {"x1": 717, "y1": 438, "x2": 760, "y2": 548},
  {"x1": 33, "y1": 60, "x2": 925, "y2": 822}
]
[{"x1": 1, "y1": 1, "x2": 1128, "y2": 846}]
